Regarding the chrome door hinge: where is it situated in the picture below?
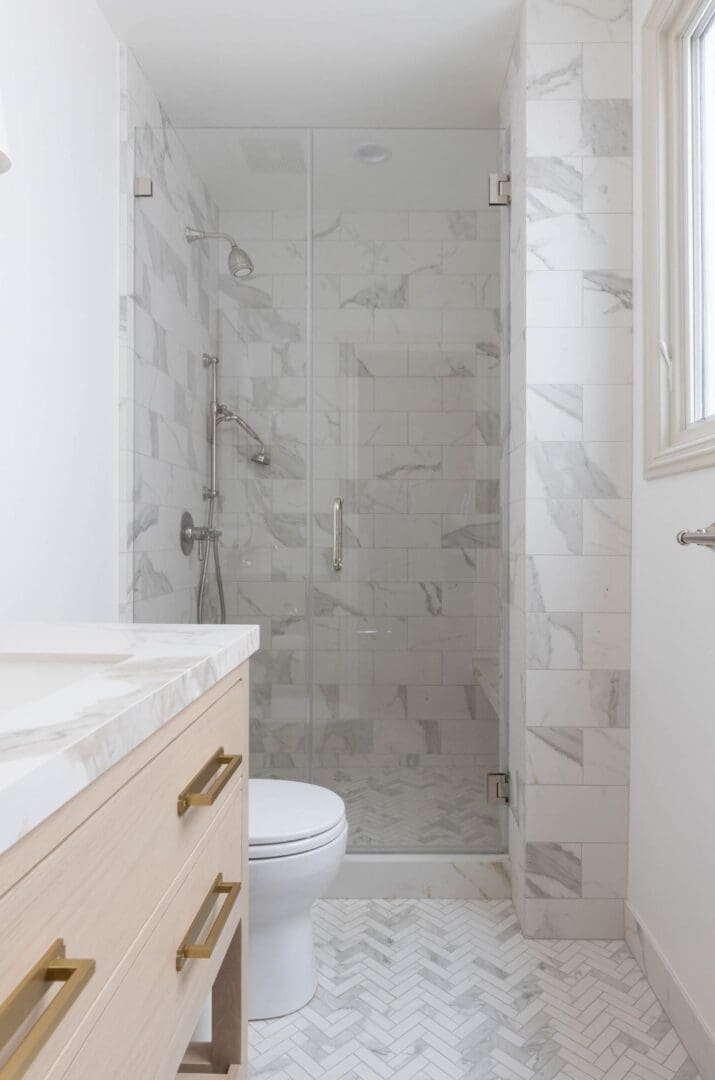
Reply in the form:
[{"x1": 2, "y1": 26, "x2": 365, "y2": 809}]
[
  {"x1": 489, "y1": 173, "x2": 511, "y2": 206},
  {"x1": 134, "y1": 176, "x2": 153, "y2": 198},
  {"x1": 487, "y1": 772, "x2": 510, "y2": 805}
]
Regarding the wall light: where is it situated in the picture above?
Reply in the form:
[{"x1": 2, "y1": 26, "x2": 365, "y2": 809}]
[{"x1": 0, "y1": 92, "x2": 12, "y2": 173}]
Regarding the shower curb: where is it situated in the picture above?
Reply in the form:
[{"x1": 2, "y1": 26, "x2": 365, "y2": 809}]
[{"x1": 327, "y1": 854, "x2": 512, "y2": 900}]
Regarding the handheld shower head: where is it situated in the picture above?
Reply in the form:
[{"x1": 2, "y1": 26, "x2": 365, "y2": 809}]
[{"x1": 185, "y1": 226, "x2": 254, "y2": 280}]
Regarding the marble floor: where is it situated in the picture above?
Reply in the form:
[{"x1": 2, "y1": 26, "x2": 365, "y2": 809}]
[
  {"x1": 317, "y1": 765, "x2": 503, "y2": 853},
  {"x1": 248, "y1": 899, "x2": 699, "y2": 1080}
]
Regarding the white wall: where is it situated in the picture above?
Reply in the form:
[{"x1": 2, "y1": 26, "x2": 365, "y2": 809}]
[
  {"x1": 630, "y1": 0, "x2": 715, "y2": 1043},
  {"x1": 0, "y1": 0, "x2": 119, "y2": 621}
]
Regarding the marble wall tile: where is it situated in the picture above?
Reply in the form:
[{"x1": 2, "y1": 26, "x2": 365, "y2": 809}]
[
  {"x1": 527, "y1": 554, "x2": 630, "y2": 612},
  {"x1": 526, "y1": 669, "x2": 630, "y2": 728},
  {"x1": 527, "y1": 157, "x2": 583, "y2": 218},
  {"x1": 526, "y1": 270, "x2": 582, "y2": 326},
  {"x1": 582, "y1": 270, "x2": 633, "y2": 326},
  {"x1": 526, "y1": 43, "x2": 583, "y2": 99},
  {"x1": 526, "y1": 385, "x2": 583, "y2": 441},
  {"x1": 526, "y1": 441, "x2": 632, "y2": 499},
  {"x1": 523, "y1": 897, "x2": 625, "y2": 939},
  {"x1": 525, "y1": 498, "x2": 583, "y2": 555},
  {"x1": 526, "y1": 785, "x2": 629, "y2": 842},
  {"x1": 525, "y1": 841, "x2": 582, "y2": 898},
  {"x1": 582, "y1": 728, "x2": 630, "y2": 785},
  {"x1": 582, "y1": 498, "x2": 631, "y2": 555},
  {"x1": 581, "y1": 842, "x2": 628, "y2": 898},
  {"x1": 582, "y1": 44, "x2": 632, "y2": 99},
  {"x1": 582, "y1": 157, "x2": 632, "y2": 213},
  {"x1": 528, "y1": 0, "x2": 632, "y2": 44},
  {"x1": 526, "y1": 326, "x2": 632, "y2": 383},
  {"x1": 526, "y1": 612, "x2": 583, "y2": 669},
  {"x1": 583, "y1": 613, "x2": 630, "y2": 668},
  {"x1": 526, "y1": 100, "x2": 632, "y2": 157},
  {"x1": 526, "y1": 726, "x2": 584, "y2": 783}
]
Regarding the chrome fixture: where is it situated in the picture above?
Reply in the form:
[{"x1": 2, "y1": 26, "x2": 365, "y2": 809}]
[
  {"x1": 133, "y1": 176, "x2": 153, "y2": 198},
  {"x1": 676, "y1": 521, "x2": 715, "y2": 548},
  {"x1": 332, "y1": 496, "x2": 343, "y2": 572},
  {"x1": 193, "y1": 355, "x2": 227, "y2": 625},
  {"x1": 180, "y1": 510, "x2": 220, "y2": 558},
  {"x1": 354, "y1": 142, "x2": 391, "y2": 164},
  {"x1": 185, "y1": 226, "x2": 254, "y2": 279},
  {"x1": 215, "y1": 405, "x2": 270, "y2": 466},
  {"x1": 487, "y1": 773, "x2": 510, "y2": 805},
  {"x1": 189, "y1": 354, "x2": 271, "y2": 625},
  {"x1": 489, "y1": 173, "x2": 512, "y2": 206}
]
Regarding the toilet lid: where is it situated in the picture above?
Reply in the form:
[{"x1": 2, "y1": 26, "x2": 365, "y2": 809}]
[{"x1": 249, "y1": 779, "x2": 346, "y2": 847}]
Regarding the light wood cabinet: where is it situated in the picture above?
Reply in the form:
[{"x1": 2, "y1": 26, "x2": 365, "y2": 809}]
[{"x1": 0, "y1": 663, "x2": 250, "y2": 1080}]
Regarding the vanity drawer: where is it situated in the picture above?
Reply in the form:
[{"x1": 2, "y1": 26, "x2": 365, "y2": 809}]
[
  {"x1": 56, "y1": 785, "x2": 246, "y2": 1080},
  {"x1": 0, "y1": 667, "x2": 247, "y2": 1077}
]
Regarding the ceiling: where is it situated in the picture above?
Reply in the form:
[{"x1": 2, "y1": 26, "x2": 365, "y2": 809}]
[{"x1": 98, "y1": 0, "x2": 521, "y2": 129}]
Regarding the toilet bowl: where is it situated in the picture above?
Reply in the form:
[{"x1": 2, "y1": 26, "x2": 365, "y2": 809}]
[{"x1": 248, "y1": 778, "x2": 347, "y2": 1020}]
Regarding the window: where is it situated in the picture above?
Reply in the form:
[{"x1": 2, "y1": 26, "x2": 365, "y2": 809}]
[{"x1": 643, "y1": 0, "x2": 715, "y2": 475}]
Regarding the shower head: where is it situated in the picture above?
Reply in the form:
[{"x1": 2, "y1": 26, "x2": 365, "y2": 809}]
[
  {"x1": 251, "y1": 449, "x2": 271, "y2": 467},
  {"x1": 227, "y1": 242, "x2": 254, "y2": 279},
  {"x1": 185, "y1": 226, "x2": 254, "y2": 280}
]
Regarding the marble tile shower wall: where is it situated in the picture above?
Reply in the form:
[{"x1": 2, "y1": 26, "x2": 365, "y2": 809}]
[
  {"x1": 216, "y1": 189, "x2": 505, "y2": 853},
  {"x1": 502, "y1": 0, "x2": 633, "y2": 938},
  {"x1": 120, "y1": 51, "x2": 220, "y2": 623}
]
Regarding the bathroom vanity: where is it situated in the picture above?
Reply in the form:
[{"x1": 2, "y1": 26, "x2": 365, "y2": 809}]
[{"x1": 0, "y1": 623, "x2": 259, "y2": 1080}]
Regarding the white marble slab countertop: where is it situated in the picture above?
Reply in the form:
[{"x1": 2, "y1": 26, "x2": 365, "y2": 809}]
[{"x1": 0, "y1": 622, "x2": 259, "y2": 857}]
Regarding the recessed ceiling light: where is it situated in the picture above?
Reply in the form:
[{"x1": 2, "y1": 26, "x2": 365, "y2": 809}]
[{"x1": 354, "y1": 142, "x2": 391, "y2": 165}]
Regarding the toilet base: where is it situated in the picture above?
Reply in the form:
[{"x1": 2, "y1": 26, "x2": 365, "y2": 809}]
[
  {"x1": 247, "y1": 821, "x2": 348, "y2": 1021},
  {"x1": 249, "y1": 908, "x2": 317, "y2": 1020}
]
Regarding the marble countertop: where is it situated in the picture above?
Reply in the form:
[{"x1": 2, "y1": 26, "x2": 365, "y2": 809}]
[{"x1": 0, "y1": 623, "x2": 260, "y2": 857}]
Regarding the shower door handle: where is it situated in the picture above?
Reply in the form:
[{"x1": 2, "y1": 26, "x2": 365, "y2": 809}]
[{"x1": 332, "y1": 496, "x2": 343, "y2": 572}]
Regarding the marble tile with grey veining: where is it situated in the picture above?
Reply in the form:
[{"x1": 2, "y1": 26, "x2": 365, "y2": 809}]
[
  {"x1": 340, "y1": 276, "x2": 408, "y2": 310},
  {"x1": 526, "y1": 725, "x2": 584, "y2": 783},
  {"x1": 583, "y1": 270, "x2": 633, "y2": 325},
  {"x1": 527, "y1": 157, "x2": 583, "y2": 219},
  {"x1": 527, "y1": 442, "x2": 624, "y2": 499},
  {"x1": 0, "y1": 623, "x2": 259, "y2": 855},
  {"x1": 526, "y1": 612, "x2": 583, "y2": 669},
  {"x1": 526, "y1": 842, "x2": 582, "y2": 898},
  {"x1": 581, "y1": 100, "x2": 633, "y2": 156},
  {"x1": 527, "y1": 43, "x2": 583, "y2": 99}
]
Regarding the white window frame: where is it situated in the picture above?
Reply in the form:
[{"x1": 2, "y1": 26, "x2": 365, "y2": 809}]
[{"x1": 643, "y1": 0, "x2": 715, "y2": 476}]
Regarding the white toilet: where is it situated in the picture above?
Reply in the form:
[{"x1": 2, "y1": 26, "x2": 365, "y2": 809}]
[{"x1": 248, "y1": 778, "x2": 348, "y2": 1020}]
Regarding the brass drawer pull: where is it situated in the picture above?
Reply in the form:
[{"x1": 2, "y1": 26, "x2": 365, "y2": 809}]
[
  {"x1": 177, "y1": 747, "x2": 242, "y2": 816},
  {"x1": 176, "y1": 874, "x2": 241, "y2": 972},
  {"x1": 0, "y1": 939, "x2": 95, "y2": 1080}
]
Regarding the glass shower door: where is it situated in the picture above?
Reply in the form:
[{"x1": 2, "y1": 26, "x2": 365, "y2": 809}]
[{"x1": 310, "y1": 129, "x2": 504, "y2": 853}]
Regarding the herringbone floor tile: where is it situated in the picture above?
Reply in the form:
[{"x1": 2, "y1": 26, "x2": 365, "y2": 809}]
[{"x1": 248, "y1": 900, "x2": 700, "y2": 1080}]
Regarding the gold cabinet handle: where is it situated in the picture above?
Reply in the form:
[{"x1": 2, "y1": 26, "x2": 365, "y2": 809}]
[
  {"x1": 177, "y1": 747, "x2": 242, "y2": 816},
  {"x1": 0, "y1": 939, "x2": 95, "y2": 1080},
  {"x1": 176, "y1": 874, "x2": 241, "y2": 972}
]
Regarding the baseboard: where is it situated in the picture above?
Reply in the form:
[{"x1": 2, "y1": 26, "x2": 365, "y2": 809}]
[
  {"x1": 327, "y1": 853, "x2": 511, "y2": 899},
  {"x1": 625, "y1": 903, "x2": 715, "y2": 1079}
]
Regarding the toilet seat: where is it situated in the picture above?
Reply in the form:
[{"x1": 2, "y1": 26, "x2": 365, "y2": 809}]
[
  {"x1": 249, "y1": 818, "x2": 347, "y2": 860},
  {"x1": 248, "y1": 779, "x2": 347, "y2": 861}
]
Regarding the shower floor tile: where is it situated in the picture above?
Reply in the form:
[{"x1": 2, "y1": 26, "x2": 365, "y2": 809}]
[
  {"x1": 248, "y1": 899, "x2": 700, "y2": 1079},
  {"x1": 314, "y1": 765, "x2": 503, "y2": 853}
]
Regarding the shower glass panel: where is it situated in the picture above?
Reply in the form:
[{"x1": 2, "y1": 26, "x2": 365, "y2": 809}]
[
  {"x1": 310, "y1": 130, "x2": 503, "y2": 853},
  {"x1": 131, "y1": 121, "x2": 505, "y2": 853}
]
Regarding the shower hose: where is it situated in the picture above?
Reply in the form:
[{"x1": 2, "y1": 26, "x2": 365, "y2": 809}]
[{"x1": 197, "y1": 496, "x2": 226, "y2": 624}]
